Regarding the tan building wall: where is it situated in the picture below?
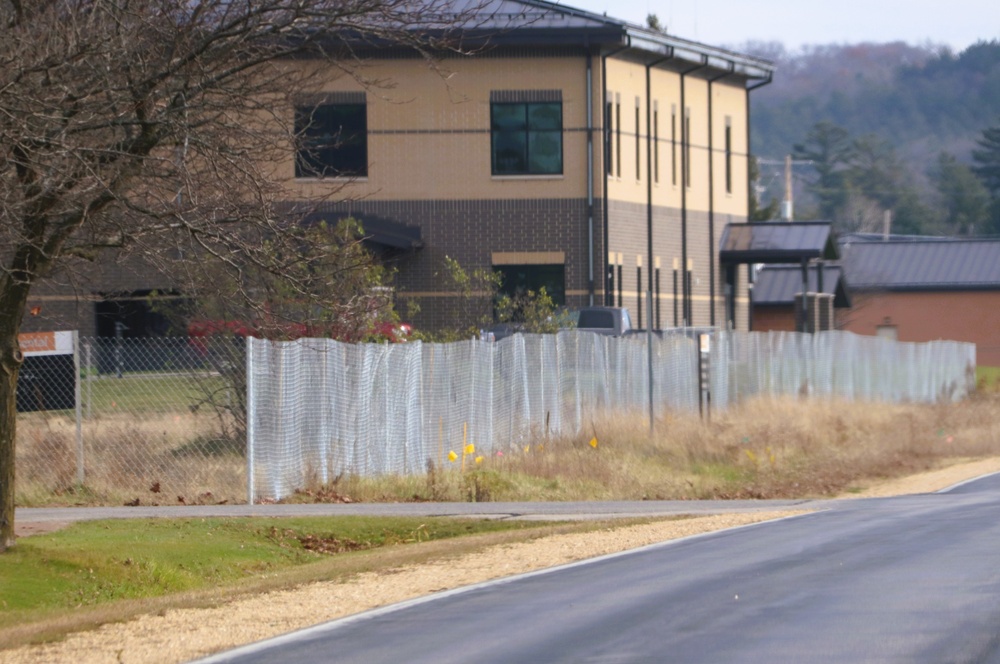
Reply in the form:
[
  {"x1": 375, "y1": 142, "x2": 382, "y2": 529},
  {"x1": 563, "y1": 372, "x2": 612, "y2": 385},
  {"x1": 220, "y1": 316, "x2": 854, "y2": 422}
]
[
  {"x1": 841, "y1": 291, "x2": 1000, "y2": 366},
  {"x1": 601, "y1": 55, "x2": 751, "y2": 330},
  {"x1": 281, "y1": 55, "x2": 593, "y2": 203},
  {"x1": 24, "y1": 39, "x2": 763, "y2": 336}
]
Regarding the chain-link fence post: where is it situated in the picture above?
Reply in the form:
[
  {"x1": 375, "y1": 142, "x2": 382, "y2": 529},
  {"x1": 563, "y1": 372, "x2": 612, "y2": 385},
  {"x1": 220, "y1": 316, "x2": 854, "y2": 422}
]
[
  {"x1": 246, "y1": 337, "x2": 256, "y2": 505},
  {"x1": 73, "y1": 331, "x2": 84, "y2": 485}
]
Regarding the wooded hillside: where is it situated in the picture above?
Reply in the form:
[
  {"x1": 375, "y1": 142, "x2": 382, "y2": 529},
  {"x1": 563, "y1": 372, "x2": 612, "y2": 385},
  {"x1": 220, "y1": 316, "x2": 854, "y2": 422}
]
[{"x1": 744, "y1": 40, "x2": 1000, "y2": 235}]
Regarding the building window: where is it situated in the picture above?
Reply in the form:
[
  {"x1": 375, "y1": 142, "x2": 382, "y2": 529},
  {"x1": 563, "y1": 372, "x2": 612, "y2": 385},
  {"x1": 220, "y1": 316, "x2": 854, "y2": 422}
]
[
  {"x1": 725, "y1": 118, "x2": 733, "y2": 194},
  {"x1": 615, "y1": 95, "x2": 622, "y2": 178},
  {"x1": 495, "y1": 264, "x2": 566, "y2": 315},
  {"x1": 606, "y1": 98, "x2": 614, "y2": 176},
  {"x1": 295, "y1": 101, "x2": 367, "y2": 178},
  {"x1": 684, "y1": 107, "x2": 691, "y2": 188},
  {"x1": 876, "y1": 324, "x2": 898, "y2": 341},
  {"x1": 671, "y1": 105, "x2": 677, "y2": 186},
  {"x1": 653, "y1": 103, "x2": 659, "y2": 184},
  {"x1": 491, "y1": 100, "x2": 563, "y2": 175},
  {"x1": 635, "y1": 98, "x2": 641, "y2": 181}
]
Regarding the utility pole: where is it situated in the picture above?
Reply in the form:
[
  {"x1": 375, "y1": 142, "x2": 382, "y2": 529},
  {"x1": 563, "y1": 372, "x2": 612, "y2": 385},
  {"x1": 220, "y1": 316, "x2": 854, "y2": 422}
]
[
  {"x1": 782, "y1": 154, "x2": 794, "y2": 221},
  {"x1": 757, "y1": 155, "x2": 812, "y2": 222}
]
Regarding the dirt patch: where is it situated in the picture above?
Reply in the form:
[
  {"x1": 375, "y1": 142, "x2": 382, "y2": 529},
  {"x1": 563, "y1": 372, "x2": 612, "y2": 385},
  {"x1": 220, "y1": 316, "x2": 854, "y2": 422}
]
[
  {"x1": 12, "y1": 521, "x2": 72, "y2": 539},
  {"x1": 4, "y1": 457, "x2": 1000, "y2": 664}
]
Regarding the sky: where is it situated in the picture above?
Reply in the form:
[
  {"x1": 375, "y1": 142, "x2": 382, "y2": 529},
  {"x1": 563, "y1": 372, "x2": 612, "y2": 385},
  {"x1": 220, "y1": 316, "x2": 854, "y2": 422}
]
[{"x1": 560, "y1": 0, "x2": 1000, "y2": 53}]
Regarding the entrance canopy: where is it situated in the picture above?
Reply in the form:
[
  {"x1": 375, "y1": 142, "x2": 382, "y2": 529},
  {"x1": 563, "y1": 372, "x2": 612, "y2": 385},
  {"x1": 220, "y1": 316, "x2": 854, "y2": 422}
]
[
  {"x1": 720, "y1": 222, "x2": 839, "y2": 265},
  {"x1": 301, "y1": 210, "x2": 423, "y2": 252}
]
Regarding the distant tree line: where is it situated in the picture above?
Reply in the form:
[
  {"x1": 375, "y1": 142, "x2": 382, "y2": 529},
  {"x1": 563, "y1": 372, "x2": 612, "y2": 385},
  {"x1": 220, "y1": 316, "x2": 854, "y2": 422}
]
[
  {"x1": 746, "y1": 40, "x2": 1000, "y2": 236},
  {"x1": 759, "y1": 120, "x2": 1000, "y2": 236},
  {"x1": 750, "y1": 41, "x2": 1000, "y2": 162}
]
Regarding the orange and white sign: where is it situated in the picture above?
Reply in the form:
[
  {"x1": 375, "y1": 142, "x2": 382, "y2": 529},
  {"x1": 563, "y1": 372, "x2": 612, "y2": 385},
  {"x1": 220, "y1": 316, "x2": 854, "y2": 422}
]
[{"x1": 18, "y1": 331, "x2": 74, "y2": 356}]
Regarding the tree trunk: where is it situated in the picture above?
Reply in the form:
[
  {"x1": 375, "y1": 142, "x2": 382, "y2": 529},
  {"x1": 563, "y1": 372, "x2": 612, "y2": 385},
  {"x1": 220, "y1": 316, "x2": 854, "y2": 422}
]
[
  {"x1": 0, "y1": 284, "x2": 28, "y2": 552},
  {"x1": 0, "y1": 338, "x2": 23, "y2": 552}
]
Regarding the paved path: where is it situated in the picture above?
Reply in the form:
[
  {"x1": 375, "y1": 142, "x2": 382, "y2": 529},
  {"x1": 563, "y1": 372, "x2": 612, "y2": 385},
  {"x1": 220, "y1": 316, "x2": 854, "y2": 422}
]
[
  {"x1": 16, "y1": 498, "x2": 836, "y2": 526},
  {"x1": 194, "y1": 474, "x2": 1000, "y2": 663}
]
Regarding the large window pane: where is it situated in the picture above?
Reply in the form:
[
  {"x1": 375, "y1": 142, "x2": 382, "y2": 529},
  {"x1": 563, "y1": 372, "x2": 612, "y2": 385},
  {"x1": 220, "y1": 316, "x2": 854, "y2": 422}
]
[
  {"x1": 493, "y1": 131, "x2": 527, "y2": 174},
  {"x1": 492, "y1": 104, "x2": 526, "y2": 130},
  {"x1": 295, "y1": 103, "x2": 367, "y2": 178},
  {"x1": 528, "y1": 103, "x2": 561, "y2": 130},
  {"x1": 490, "y1": 100, "x2": 562, "y2": 175},
  {"x1": 527, "y1": 131, "x2": 562, "y2": 174},
  {"x1": 495, "y1": 263, "x2": 566, "y2": 317}
]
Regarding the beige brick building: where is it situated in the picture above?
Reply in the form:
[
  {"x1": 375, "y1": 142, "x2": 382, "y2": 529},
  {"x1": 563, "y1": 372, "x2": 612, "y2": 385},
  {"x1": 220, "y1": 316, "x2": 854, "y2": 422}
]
[{"x1": 23, "y1": 0, "x2": 774, "y2": 338}]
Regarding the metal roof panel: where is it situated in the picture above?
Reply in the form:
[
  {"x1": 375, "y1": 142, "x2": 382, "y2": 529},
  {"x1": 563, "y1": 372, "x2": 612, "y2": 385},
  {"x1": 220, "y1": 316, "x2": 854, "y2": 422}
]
[{"x1": 841, "y1": 240, "x2": 1000, "y2": 290}]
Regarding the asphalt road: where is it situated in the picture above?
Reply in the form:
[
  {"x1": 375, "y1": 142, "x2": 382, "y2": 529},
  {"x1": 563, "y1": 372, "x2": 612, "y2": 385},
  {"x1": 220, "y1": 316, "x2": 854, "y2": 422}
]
[
  {"x1": 16, "y1": 498, "x2": 830, "y2": 525},
  {"x1": 192, "y1": 473, "x2": 1000, "y2": 664}
]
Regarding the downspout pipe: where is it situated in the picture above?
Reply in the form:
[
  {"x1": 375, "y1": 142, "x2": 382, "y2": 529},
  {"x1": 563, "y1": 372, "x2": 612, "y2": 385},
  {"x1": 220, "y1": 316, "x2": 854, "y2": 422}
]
[
  {"x1": 706, "y1": 62, "x2": 735, "y2": 328},
  {"x1": 679, "y1": 56, "x2": 708, "y2": 326},
  {"x1": 645, "y1": 53, "x2": 674, "y2": 315},
  {"x1": 645, "y1": 51, "x2": 673, "y2": 435},
  {"x1": 744, "y1": 72, "x2": 773, "y2": 330},
  {"x1": 601, "y1": 43, "x2": 629, "y2": 305},
  {"x1": 586, "y1": 51, "x2": 595, "y2": 305}
]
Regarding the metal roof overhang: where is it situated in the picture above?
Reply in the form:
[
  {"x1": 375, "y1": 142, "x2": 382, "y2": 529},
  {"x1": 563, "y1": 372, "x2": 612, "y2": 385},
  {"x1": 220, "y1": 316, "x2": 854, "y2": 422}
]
[
  {"x1": 303, "y1": 212, "x2": 423, "y2": 251},
  {"x1": 330, "y1": 3, "x2": 775, "y2": 83},
  {"x1": 720, "y1": 222, "x2": 839, "y2": 265}
]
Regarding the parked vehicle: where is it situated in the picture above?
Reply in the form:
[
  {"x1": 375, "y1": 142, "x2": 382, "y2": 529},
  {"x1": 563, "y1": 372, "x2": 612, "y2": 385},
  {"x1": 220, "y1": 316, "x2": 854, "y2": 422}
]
[
  {"x1": 480, "y1": 322, "x2": 523, "y2": 342},
  {"x1": 574, "y1": 306, "x2": 633, "y2": 336}
]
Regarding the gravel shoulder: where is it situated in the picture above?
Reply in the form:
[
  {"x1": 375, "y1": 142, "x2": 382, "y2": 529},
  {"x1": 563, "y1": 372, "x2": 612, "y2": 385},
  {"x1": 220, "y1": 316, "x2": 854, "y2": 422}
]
[{"x1": 4, "y1": 456, "x2": 1000, "y2": 664}]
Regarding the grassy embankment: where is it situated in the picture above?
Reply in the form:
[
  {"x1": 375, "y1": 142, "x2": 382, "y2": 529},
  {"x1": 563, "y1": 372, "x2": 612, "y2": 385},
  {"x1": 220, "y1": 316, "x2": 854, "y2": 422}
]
[{"x1": 0, "y1": 516, "x2": 616, "y2": 649}]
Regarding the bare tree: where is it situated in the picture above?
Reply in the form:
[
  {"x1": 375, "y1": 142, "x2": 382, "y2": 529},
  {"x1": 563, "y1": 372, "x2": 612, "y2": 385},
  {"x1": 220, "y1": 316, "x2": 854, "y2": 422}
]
[{"x1": 0, "y1": 0, "x2": 492, "y2": 551}]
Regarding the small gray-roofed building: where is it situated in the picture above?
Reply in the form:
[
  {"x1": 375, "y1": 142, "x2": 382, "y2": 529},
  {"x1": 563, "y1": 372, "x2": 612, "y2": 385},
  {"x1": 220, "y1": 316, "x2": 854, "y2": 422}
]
[
  {"x1": 834, "y1": 237, "x2": 1000, "y2": 365},
  {"x1": 840, "y1": 239, "x2": 1000, "y2": 291},
  {"x1": 750, "y1": 263, "x2": 850, "y2": 332},
  {"x1": 752, "y1": 264, "x2": 851, "y2": 307},
  {"x1": 719, "y1": 222, "x2": 839, "y2": 329}
]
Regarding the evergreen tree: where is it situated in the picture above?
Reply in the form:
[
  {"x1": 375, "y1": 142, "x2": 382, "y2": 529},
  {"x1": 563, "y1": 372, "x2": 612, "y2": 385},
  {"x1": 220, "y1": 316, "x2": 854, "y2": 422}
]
[
  {"x1": 850, "y1": 135, "x2": 907, "y2": 210},
  {"x1": 972, "y1": 123, "x2": 1000, "y2": 233},
  {"x1": 932, "y1": 152, "x2": 992, "y2": 235},
  {"x1": 849, "y1": 135, "x2": 933, "y2": 234},
  {"x1": 793, "y1": 121, "x2": 854, "y2": 221},
  {"x1": 972, "y1": 124, "x2": 1000, "y2": 194},
  {"x1": 645, "y1": 14, "x2": 667, "y2": 34}
]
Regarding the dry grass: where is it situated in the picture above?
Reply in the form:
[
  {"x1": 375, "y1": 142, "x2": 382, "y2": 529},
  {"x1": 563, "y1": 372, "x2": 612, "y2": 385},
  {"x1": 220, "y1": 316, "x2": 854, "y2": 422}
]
[
  {"x1": 289, "y1": 393, "x2": 1000, "y2": 503},
  {"x1": 15, "y1": 412, "x2": 245, "y2": 507},
  {"x1": 18, "y1": 393, "x2": 1000, "y2": 507}
]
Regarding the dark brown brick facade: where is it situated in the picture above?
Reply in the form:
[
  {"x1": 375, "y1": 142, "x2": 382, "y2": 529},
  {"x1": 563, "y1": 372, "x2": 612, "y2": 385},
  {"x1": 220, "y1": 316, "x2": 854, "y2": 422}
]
[
  {"x1": 305, "y1": 197, "x2": 604, "y2": 331},
  {"x1": 22, "y1": 194, "x2": 748, "y2": 336},
  {"x1": 606, "y1": 199, "x2": 745, "y2": 329}
]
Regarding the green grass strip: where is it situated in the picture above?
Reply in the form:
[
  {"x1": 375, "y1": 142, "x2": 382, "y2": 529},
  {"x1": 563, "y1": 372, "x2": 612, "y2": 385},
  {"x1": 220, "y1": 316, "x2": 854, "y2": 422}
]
[{"x1": 0, "y1": 516, "x2": 553, "y2": 625}]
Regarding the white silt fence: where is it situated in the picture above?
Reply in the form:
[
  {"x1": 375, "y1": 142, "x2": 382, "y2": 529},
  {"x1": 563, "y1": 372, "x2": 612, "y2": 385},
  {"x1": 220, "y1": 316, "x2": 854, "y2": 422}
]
[{"x1": 246, "y1": 330, "x2": 975, "y2": 502}]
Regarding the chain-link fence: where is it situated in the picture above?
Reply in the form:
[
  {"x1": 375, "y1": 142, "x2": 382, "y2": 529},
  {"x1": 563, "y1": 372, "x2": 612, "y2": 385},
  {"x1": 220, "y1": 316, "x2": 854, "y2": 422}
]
[
  {"x1": 246, "y1": 330, "x2": 976, "y2": 501},
  {"x1": 14, "y1": 330, "x2": 976, "y2": 506},
  {"x1": 16, "y1": 336, "x2": 247, "y2": 507},
  {"x1": 712, "y1": 331, "x2": 974, "y2": 407}
]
